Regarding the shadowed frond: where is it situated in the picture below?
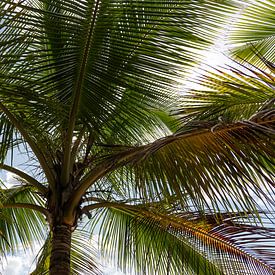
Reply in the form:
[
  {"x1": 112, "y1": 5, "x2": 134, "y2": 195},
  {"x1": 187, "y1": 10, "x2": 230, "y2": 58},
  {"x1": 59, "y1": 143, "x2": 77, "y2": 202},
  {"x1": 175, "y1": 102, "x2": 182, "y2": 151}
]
[
  {"x1": 0, "y1": 0, "x2": 241, "y2": 194},
  {"x1": 170, "y1": 210, "x2": 275, "y2": 269},
  {"x1": 209, "y1": 213, "x2": 275, "y2": 269},
  {"x1": 81, "y1": 61, "x2": 275, "y2": 216},
  {"x1": 0, "y1": 0, "x2": 239, "y2": 141},
  {"x1": 0, "y1": 113, "x2": 16, "y2": 163},
  {"x1": 90, "y1": 106, "x2": 274, "y2": 216}
]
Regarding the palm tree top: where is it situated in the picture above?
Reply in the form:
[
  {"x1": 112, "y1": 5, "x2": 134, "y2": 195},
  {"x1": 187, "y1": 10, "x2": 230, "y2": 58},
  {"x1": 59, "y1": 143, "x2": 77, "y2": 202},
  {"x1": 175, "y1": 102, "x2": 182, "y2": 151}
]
[{"x1": 0, "y1": 0, "x2": 274, "y2": 274}]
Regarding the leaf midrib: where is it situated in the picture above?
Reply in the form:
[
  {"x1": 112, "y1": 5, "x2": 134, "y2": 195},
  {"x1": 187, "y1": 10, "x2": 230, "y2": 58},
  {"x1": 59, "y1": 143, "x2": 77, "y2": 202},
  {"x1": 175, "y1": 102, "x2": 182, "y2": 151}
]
[{"x1": 61, "y1": 0, "x2": 101, "y2": 186}]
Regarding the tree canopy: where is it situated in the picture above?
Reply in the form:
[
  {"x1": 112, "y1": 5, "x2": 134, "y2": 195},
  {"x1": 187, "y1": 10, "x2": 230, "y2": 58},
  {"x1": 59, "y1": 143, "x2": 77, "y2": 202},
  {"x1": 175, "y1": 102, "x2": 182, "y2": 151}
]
[{"x1": 0, "y1": 0, "x2": 274, "y2": 274}]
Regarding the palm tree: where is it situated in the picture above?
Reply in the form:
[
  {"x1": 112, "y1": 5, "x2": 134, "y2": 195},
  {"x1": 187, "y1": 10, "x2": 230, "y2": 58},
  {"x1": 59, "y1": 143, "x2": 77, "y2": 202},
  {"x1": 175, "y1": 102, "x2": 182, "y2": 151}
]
[{"x1": 0, "y1": 0, "x2": 274, "y2": 274}]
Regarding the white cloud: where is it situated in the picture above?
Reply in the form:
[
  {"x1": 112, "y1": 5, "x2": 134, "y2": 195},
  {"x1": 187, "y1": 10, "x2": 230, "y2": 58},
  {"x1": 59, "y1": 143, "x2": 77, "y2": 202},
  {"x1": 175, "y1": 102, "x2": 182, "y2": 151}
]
[
  {"x1": 5, "y1": 171, "x2": 19, "y2": 188},
  {"x1": 103, "y1": 266, "x2": 125, "y2": 275},
  {"x1": 1, "y1": 245, "x2": 39, "y2": 275},
  {"x1": 2, "y1": 255, "x2": 34, "y2": 275},
  {"x1": 0, "y1": 237, "x2": 127, "y2": 275},
  {"x1": 1, "y1": 253, "x2": 127, "y2": 275}
]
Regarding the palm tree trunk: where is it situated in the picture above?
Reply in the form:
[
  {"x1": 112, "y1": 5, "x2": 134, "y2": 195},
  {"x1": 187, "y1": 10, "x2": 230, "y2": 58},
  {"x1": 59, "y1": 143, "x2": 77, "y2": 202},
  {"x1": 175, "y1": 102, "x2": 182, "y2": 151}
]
[{"x1": 49, "y1": 224, "x2": 72, "y2": 275}]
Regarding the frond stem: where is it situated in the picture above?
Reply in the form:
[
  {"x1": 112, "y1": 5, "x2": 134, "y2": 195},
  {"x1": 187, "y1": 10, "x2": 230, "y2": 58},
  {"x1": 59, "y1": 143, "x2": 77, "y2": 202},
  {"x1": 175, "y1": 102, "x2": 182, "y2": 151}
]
[
  {"x1": 0, "y1": 164, "x2": 47, "y2": 194},
  {"x1": 1, "y1": 203, "x2": 51, "y2": 223},
  {"x1": 69, "y1": 117, "x2": 275, "y2": 216},
  {"x1": 0, "y1": 102, "x2": 55, "y2": 186},
  {"x1": 61, "y1": 0, "x2": 101, "y2": 187}
]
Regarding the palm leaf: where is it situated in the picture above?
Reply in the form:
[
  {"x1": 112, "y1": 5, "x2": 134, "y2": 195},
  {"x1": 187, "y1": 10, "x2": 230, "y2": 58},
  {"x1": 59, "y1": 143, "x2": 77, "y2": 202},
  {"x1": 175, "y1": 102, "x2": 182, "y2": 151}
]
[
  {"x1": 209, "y1": 213, "x2": 275, "y2": 269},
  {"x1": 0, "y1": 113, "x2": 16, "y2": 164},
  {"x1": 0, "y1": 0, "x2": 238, "y2": 137},
  {"x1": 179, "y1": 61, "x2": 274, "y2": 122},
  {"x1": 80, "y1": 61, "x2": 275, "y2": 216},
  {"x1": 1, "y1": 1, "x2": 275, "y2": 274},
  {"x1": 0, "y1": 185, "x2": 46, "y2": 256},
  {"x1": 1, "y1": 0, "x2": 240, "y2": 192},
  {"x1": 170, "y1": 209, "x2": 275, "y2": 269},
  {"x1": 89, "y1": 104, "x2": 274, "y2": 216},
  {"x1": 86, "y1": 204, "x2": 274, "y2": 275},
  {"x1": 91, "y1": 208, "x2": 221, "y2": 275},
  {"x1": 228, "y1": 0, "x2": 275, "y2": 67}
]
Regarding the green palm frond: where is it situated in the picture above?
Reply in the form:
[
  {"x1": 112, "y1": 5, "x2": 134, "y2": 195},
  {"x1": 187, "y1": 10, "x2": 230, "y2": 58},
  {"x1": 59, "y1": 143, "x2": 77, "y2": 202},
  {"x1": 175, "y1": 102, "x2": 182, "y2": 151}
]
[
  {"x1": 0, "y1": 164, "x2": 47, "y2": 193},
  {"x1": 228, "y1": 0, "x2": 275, "y2": 66},
  {"x1": 0, "y1": 113, "x2": 16, "y2": 163},
  {"x1": 1, "y1": 0, "x2": 241, "y2": 191},
  {"x1": 169, "y1": 209, "x2": 275, "y2": 269},
  {"x1": 91, "y1": 108, "x2": 274, "y2": 216},
  {"x1": 87, "y1": 204, "x2": 274, "y2": 275},
  {"x1": 179, "y1": 62, "x2": 274, "y2": 122},
  {"x1": 30, "y1": 230, "x2": 101, "y2": 275},
  {"x1": 92, "y1": 208, "x2": 221, "y2": 275},
  {"x1": 83, "y1": 61, "x2": 275, "y2": 216},
  {"x1": 0, "y1": 0, "x2": 238, "y2": 136},
  {"x1": 1, "y1": 0, "x2": 275, "y2": 274},
  {"x1": 0, "y1": 185, "x2": 46, "y2": 256}
]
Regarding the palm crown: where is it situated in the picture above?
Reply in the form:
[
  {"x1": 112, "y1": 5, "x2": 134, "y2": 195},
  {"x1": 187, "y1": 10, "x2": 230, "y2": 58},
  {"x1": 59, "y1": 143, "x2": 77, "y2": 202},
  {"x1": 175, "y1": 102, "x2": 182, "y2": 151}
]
[{"x1": 0, "y1": 0, "x2": 274, "y2": 274}]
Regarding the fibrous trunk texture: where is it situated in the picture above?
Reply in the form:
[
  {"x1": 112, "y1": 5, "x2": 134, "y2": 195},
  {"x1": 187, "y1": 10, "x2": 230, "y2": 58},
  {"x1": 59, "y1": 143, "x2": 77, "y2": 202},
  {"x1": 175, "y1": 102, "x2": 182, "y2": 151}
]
[{"x1": 49, "y1": 224, "x2": 72, "y2": 275}]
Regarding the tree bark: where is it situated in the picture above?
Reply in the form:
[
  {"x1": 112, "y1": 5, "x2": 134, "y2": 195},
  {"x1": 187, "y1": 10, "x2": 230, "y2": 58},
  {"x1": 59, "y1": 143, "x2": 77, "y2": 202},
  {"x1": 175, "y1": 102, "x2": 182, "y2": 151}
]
[{"x1": 49, "y1": 224, "x2": 72, "y2": 275}]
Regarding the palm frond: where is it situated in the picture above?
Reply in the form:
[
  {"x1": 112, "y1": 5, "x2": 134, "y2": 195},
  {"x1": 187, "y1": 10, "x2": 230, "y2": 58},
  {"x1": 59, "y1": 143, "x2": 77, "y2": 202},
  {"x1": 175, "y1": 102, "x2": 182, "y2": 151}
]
[
  {"x1": 210, "y1": 213, "x2": 275, "y2": 269},
  {"x1": 86, "y1": 205, "x2": 274, "y2": 275},
  {"x1": 1, "y1": 1, "x2": 275, "y2": 274},
  {"x1": 91, "y1": 208, "x2": 221, "y2": 275},
  {"x1": 89, "y1": 104, "x2": 274, "y2": 216},
  {"x1": 0, "y1": 164, "x2": 47, "y2": 193},
  {"x1": 228, "y1": 0, "x2": 275, "y2": 67},
  {"x1": 179, "y1": 59, "x2": 274, "y2": 122},
  {"x1": 81, "y1": 62, "x2": 275, "y2": 216},
  {"x1": 1, "y1": 0, "x2": 238, "y2": 136},
  {"x1": 0, "y1": 113, "x2": 16, "y2": 163},
  {"x1": 0, "y1": 185, "x2": 46, "y2": 256},
  {"x1": 167, "y1": 209, "x2": 275, "y2": 269}
]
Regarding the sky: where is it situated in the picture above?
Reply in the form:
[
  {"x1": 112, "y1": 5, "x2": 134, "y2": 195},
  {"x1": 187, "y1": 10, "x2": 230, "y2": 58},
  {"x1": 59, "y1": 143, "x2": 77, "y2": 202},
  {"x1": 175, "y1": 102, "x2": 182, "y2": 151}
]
[{"x1": 1, "y1": 255, "x2": 125, "y2": 275}]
